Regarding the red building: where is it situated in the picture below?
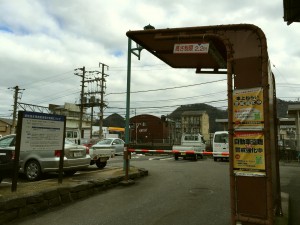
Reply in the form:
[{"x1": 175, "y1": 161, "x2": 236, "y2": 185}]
[{"x1": 130, "y1": 114, "x2": 170, "y2": 144}]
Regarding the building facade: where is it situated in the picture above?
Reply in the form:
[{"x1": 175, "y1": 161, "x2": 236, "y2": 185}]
[
  {"x1": 180, "y1": 111, "x2": 210, "y2": 141},
  {"x1": 49, "y1": 103, "x2": 91, "y2": 140},
  {"x1": 0, "y1": 118, "x2": 13, "y2": 137},
  {"x1": 129, "y1": 114, "x2": 170, "y2": 144}
]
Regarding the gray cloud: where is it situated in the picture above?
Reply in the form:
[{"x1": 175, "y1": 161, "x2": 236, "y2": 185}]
[{"x1": 0, "y1": 0, "x2": 299, "y2": 119}]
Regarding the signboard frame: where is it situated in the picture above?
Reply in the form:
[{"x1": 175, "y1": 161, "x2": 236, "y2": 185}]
[
  {"x1": 233, "y1": 131, "x2": 266, "y2": 176},
  {"x1": 12, "y1": 111, "x2": 66, "y2": 191},
  {"x1": 233, "y1": 87, "x2": 264, "y2": 131}
]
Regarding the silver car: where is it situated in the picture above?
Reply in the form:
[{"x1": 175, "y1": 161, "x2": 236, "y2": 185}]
[
  {"x1": 0, "y1": 134, "x2": 91, "y2": 181},
  {"x1": 93, "y1": 138, "x2": 125, "y2": 155}
]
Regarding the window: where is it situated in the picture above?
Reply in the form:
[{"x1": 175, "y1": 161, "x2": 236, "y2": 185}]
[
  {"x1": 66, "y1": 131, "x2": 73, "y2": 138},
  {"x1": 184, "y1": 135, "x2": 198, "y2": 141},
  {"x1": 214, "y1": 133, "x2": 228, "y2": 143},
  {"x1": 0, "y1": 136, "x2": 15, "y2": 148},
  {"x1": 66, "y1": 131, "x2": 78, "y2": 139}
]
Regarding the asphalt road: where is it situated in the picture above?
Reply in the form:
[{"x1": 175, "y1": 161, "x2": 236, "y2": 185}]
[
  {"x1": 279, "y1": 162, "x2": 300, "y2": 225},
  {"x1": 6, "y1": 155, "x2": 300, "y2": 225}
]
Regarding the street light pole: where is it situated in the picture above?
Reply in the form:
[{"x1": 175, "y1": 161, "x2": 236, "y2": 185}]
[
  {"x1": 125, "y1": 38, "x2": 132, "y2": 147},
  {"x1": 124, "y1": 40, "x2": 143, "y2": 179},
  {"x1": 124, "y1": 24, "x2": 155, "y2": 180}
]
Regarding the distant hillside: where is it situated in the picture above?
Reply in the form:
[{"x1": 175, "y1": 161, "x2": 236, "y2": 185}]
[
  {"x1": 103, "y1": 113, "x2": 125, "y2": 127},
  {"x1": 97, "y1": 99, "x2": 299, "y2": 131},
  {"x1": 168, "y1": 99, "x2": 300, "y2": 133},
  {"x1": 276, "y1": 98, "x2": 296, "y2": 118},
  {"x1": 93, "y1": 113, "x2": 125, "y2": 127}
]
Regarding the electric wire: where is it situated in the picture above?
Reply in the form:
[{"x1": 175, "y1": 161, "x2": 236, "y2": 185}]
[{"x1": 105, "y1": 79, "x2": 227, "y2": 95}]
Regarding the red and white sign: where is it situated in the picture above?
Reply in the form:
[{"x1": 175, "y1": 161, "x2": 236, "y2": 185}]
[{"x1": 173, "y1": 43, "x2": 209, "y2": 54}]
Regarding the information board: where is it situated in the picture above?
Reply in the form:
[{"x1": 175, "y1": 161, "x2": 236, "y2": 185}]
[
  {"x1": 20, "y1": 111, "x2": 65, "y2": 151},
  {"x1": 233, "y1": 87, "x2": 264, "y2": 131},
  {"x1": 233, "y1": 131, "x2": 266, "y2": 175}
]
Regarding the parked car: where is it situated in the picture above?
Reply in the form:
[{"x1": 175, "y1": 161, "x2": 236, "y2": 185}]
[
  {"x1": 0, "y1": 148, "x2": 16, "y2": 183},
  {"x1": 213, "y1": 131, "x2": 229, "y2": 161},
  {"x1": 0, "y1": 134, "x2": 91, "y2": 181},
  {"x1": 81, "y1": 138, "x2": 100, "y2": 148},
  {"x1": 92, "y1": 138, "x2": 125, "y2": 155}
]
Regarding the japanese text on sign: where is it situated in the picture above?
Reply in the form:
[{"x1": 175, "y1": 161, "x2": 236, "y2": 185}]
[
  {"x1": 173, "y1": 43, "x2": 209, "y2": 54},
  {"x1": 21, "y1": 111, "x2": 65, "y2": 151},
  {"x1": 233, "y1": 87, "x2": 264, "y2": 130},
  {"x1": 233, "y1": 131, "x2": 265, "y2": 173}
]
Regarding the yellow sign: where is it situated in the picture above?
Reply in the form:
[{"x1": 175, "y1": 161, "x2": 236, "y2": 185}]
[
  {"x1": 233, "y1": 131, "x2": 265, "y2": 172},
  {"x1": 233, "y1": 87, "x2": 264, "y2": 130}
]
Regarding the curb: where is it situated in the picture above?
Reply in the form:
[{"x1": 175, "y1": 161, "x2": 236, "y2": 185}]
[
  {"x1": 275, "y1": 192, "x2": 290, "y2": 225},
  {"x1": 0, "y1": 167, "x2": 148, "y2": 225}
]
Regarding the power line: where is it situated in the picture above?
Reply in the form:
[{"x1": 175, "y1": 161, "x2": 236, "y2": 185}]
[
  {"x1": 105, "y1": 79, "x2": 227, "y2": 96},
  {"x1": 87, "y1": 63, "x2": 169, "y2": 71},
  {"x1": 108, "y1": 90, "x2": 226, "y2": 103},
  {"x1": 107, "y1": 99, "x2": 227, "y2": 110},
  {"x1": 20, "y1": 70, "x2": 75, "y2": 89},
  {"x1": 34, "y1": 89, "x2": 80, "y2": 105}
]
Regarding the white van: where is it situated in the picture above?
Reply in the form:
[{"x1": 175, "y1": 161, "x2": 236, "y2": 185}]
[{"x1": 213, "y1": 131, "x2": 229, "y2": 161}]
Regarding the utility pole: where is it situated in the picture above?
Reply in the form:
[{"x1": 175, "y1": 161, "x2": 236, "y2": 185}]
[
  {"x1": 90, "y1": 106, "x2": 94, "y2": 139},
  {"x1": 10, "y1": 85, "x2": 25, "y2": 134},
  {"x1": 75, "y1": 64, "x2": 108, "y2": 141},
  {"x1": 99, "y1": 62, "x2": 109, "y2": 139},
  {"x1": 74, "y1": 66, "x2": 86, "y2": 142}
]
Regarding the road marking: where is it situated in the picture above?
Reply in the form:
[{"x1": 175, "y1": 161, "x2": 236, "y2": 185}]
[{"x1": 149, "y1": 156, "x2": 173, "y2": 161}]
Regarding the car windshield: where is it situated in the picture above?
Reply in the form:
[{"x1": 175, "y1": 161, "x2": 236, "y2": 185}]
[
  {"x1": 215, "y1": 133, "x2": 228, "y2": 143},
  {"x1": 65, "y1": 139, "x2": 75, "y2": 144},
  {"x1": 96, "y1": 139, "x2": 113, "y2": 145}
]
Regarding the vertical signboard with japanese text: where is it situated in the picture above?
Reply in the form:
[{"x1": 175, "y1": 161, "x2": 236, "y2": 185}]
[
  {"x1": 12, "y1": 111, "x2": 66, "y2": 190},
  {"x1": 233, "y1": 131, "x2": 265, "y2": 176},
  {"x1": 233, "y1": 87, "x2": 266, "y2": 176},
  {"x1": 20, "y1": 111, "x2": 65, "y2": 151},
  {"x1": 233, "y1": 87, "x2": 264, "y2": 131}
]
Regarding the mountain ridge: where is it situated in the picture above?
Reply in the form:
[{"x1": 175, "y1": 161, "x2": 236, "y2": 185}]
[{"x1": 100, "y1": 99, "x2": 299, "y2": 132}]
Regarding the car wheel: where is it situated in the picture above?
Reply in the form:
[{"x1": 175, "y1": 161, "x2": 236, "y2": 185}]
[
  {"x1": 64, "y1": 170, "x2": 77, "y2": 176},
  {"x1": 174, "y1": 154, "x2": 179, "y2": 160},
  {"x1": 193, "y1": 154, "x2": 198, "y2": 161},
  {"x1": 25, "y1": 160, "x2": 42, "y2": 181},
  {"x1": 96, "y1": 159, "x2": 107, "y2": 169},
  {"x1": 213, "y1": 157, "x2": 217, "y2": 161}
]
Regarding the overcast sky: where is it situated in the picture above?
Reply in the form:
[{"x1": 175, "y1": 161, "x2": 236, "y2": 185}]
[{"x1": 0, "y1": 0, "x2": 299, "y2": 119}]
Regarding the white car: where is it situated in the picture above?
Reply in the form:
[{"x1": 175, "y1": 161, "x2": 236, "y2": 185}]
[{"x1": 92, "y1": 138, "x2": 125, "y2": 155}]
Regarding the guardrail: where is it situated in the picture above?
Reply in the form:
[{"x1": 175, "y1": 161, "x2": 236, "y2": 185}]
[{"x1": 128, "y1": 148, "x2": 229, "y2": 156}]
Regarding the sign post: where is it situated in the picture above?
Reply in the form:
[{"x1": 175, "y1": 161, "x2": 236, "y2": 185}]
[{"x1": 14, "y1": 111, "x2": 66, "y2": 189}]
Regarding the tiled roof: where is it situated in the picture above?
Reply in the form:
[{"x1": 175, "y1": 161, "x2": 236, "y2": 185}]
[{"x1": 0, "y1": 118, "x2": 13, "y2": 125}]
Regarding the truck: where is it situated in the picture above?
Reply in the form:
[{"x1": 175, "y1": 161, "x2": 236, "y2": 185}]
[
  {"x1": 212, "y1": 131, "x2": 229, "y2": 161},
  {"x1": 172, "y1": 133, "x2": 206, "y2": 161},
  {"x1": 88, "y1": 143, "x2": 115, "y2": 169}
]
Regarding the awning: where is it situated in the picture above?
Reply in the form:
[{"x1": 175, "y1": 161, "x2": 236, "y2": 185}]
[{"x1": 108, "y1": 127, "x2": 125, "y2": 132}]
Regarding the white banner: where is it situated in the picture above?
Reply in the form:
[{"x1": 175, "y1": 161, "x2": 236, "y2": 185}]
[{"x1": 173, "y1": 43, "x2": 209, "y2": 54}]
